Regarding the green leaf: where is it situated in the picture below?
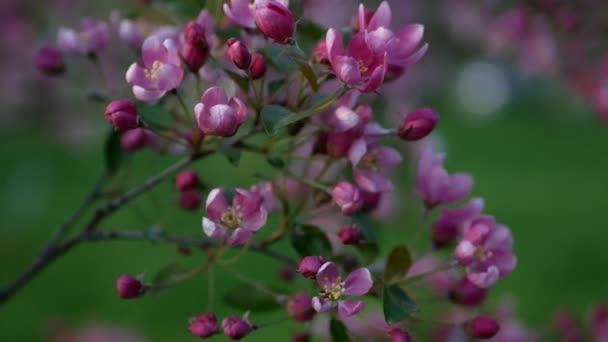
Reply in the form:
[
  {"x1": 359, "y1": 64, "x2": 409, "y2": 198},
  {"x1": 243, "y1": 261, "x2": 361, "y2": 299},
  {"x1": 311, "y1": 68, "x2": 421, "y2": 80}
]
[
  {"x1": 261, "y1": 105, "x2": 293, "y2": 135},
  {"x1": 285, "y1": 46, "x2": 319, "y2": 92},
  {"x1": 217, "y1": 142, "x2": 242, "y2": 167},
  {"x1": 290, "y1": 225, "x2": 332, "y2": 259},
  {"x1": 329, "y1": 318, "x2": 349, "y2": 342},
  {"x1": 267, "y1": 157, "x2": 286, "y2": 169},
  {"x1": 222, "y1": 284, "x2": 282, "y2": 312},
  {"x1": 104, "y1": 130, "x2": 125, "y2": 177},
  {"x1": 268, "y1": 78, "x2": 287, "y2": 95},
  {"x1": 384, "y1": 245, "x2": 412, "y2": 285},
  {"x1": 224, "y1": 69, "x2": 250, "y2": 94},
  {"x1": 356, "y1": 242, "x2": 380, "y2": 265},
  {"x1": 297, "y1": 20, "x2": 326, "y2": 42},
  {"x1": 260, "y1": 46, "x2": 295, "y2": 72},
  {"x1": 351, "y1": 212, "x2": 377, "y2": 243},
  {"x1": 383, "y1": 285, "x2": 418, "y2": 324},
  {"x1": 137, "y1": 103, "x2": 175, "y2": 131},
  {"x1": 151, "y1": 263, "x2": 204, "y2": 292}
]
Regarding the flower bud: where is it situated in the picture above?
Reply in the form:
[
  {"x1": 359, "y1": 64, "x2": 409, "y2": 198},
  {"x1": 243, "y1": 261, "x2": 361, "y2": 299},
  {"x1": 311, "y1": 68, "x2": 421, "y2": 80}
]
[
  {"x1": 104, "y1": 100, "x2": 139, "y2": 131},
  {"x1": 287, "y1": 293, "x2": 316, "y2": 322},
  {"x1": 36, "y1": 47, "x2": 65, "y2": 76},
  {"x1": 398, "y1": 108, "x2": 439, "y2": 141},
  {"x1": 121, "y1": 128, "x2": 148, "y2": 152},
  {"x1": 116, "y1": 274, "x2": 143, "y2": 299},
  {"x1": 182, "y1": 21, "x2": 209, "y2": 72},
  {"x1": 332, "y1": 182, "x2": 363, "y2": 215},
  {"x1": 227, "y1": 38, "x2": 251, "y2": 70},
  {"x1": 338, "y1": 226, "x2": 362, "y2": 245},
  {"x1": 175, "y1": 170, "x2": 200, "y2": 192},
  {"x1": 249, "y1": 53, "x2": 267, "y2": 80},
  {"x1": 449, "y1": 277, "x2": 487, "y2": 307},
  {"x1": 179, "y1": 190, "x2": 202, "y2": 211},
  {"x1": 361, "y1": 190, "x2": 381, "y2": 211},
  {"x1": 222, "y1": 316, "x2": 253, "y2": 340},
  {"x1": 254, "y1": 0, "x2": 295, "y2": 44},
  {"x1": 189, "y1": 313, "x2": 219, "y2": 338},
  {"x1": 467, "y1": 315, "x2": 500, "y2": 339},
  {"x1": 184, "y1": 21, "x2": 207, "y2": 45},
  {"x1": 292, "y1": 333, "x2": 310, "y2": 342},
  {"x1": 278, "y1": 266, "x2": 295, "y2": 281},
  {"x1": 390, "y1": 328, "x2": 412, "y2": 342},
  {"x1": 297, "y1": 256, "x2": 326, "y2": 278}
]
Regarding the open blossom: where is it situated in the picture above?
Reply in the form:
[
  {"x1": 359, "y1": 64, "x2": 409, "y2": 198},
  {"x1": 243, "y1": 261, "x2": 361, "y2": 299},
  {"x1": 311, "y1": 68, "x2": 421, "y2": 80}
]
[
  {"x1": 194, "y1": 86, "x2": 248, "y2": 137},
  {"x1": 311, "y1": 262, "x2": 373, "y2": 318},
  {"x1": 57, "y1": 18, "x2": 109, "y2": 55},
  {"x1": 326, "y1": 29, "x2": 387, "y2": 93},
  {"x1": 432, "y1": 197, "x2": 485, "y2": 247},
  {"x1": 202, "y1": 188, "x2": 267, "y2": 246},
  {"x1": 416, "y1": 147, "x2": 473, "y2": 209},
  {"x1": 332, "y1": 182, "x2": 363, "y2": 215},
  {"x1": 349, "y1": 140, "x2": 402, "y2": 193},
  {"x1": 454, "y1": 216, "x2": 517, "y2": 288},
  {"x1": 223, "y1": 0, "x2": 256, "y2": 29},
  {"x1": 126, "y1": 36, "x2": 184, "y2": 102}
]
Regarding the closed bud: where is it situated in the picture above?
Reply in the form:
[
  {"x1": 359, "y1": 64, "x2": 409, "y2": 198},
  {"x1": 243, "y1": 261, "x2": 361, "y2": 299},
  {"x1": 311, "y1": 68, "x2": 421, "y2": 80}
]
[
  {"x1": 182, "y1": 21, "x2": 209, "y2": 72},
  {"x1": 249, "y1": 53, "x2": 267, "y2": 80},
  {"x1": 116, "y1": 274, "x2": 143, "y2": 299},
  {"x1": 254, "y1": 0, "x2": 295, "y2": 44},
  {"x1": 36, "y1": 47, "x2": 65, "y2": 76},
  {"x1": 104, "y1": 100, "x2": 139, "y2": 131},
  {"x1": 292, "y1": 333, "x2": 310, "y2": 342},
  {"x1": 449, "y1": 277, "x2": 487, "y2": 307},
  {"x1": 120, "y1": 128, "x2": 148, "y2": 152},
  {"x1": 398, "y1": 108, "x2": 439, "y2": 141},
  {"x1": 222, "y1": 316, "x2": 253, "y2": 340},
  {"x1": 227, "y1": 38, "x2": 251, "y2": 70},
  {"x1": 179, "y1": 190, "x2": 202, "y2": 211},
  {"x1": 332, "y1": 182, "x2": 363, "y2": 215},
  {"x1": 175, "y1": 170, "x2": 200, "y2": 192},
  {"x1": 287, "y1": 293, "x2": 316, "y2": 322},
  {"x1": 338, "y1": 226, "x2": 362, "y2": 245},
  {"x1": 390, "y1": 328, "x2": 412, "y2": 342},
  {"x1": 184, "y1": 21, "x2": 207, "y2": 46},
  {"x1": 467, "y1": 315, "x2": 500, "y2": 339},
  {"x1": 189, "y1": 313, "x2": 219, "y2": 338},
  {"x1": 297, "y1": 256, "x2": 326, "y2": 278}
]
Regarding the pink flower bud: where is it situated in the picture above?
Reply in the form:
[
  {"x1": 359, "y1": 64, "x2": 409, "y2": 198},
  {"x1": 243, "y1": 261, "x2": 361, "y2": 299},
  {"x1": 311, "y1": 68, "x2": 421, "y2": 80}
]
[
  {"x1": 184, "y1": 21, "x2": 207, "y2": 45},
  {"x1": 121, "y1": 128, "x2": 148, "y2": 152},
  {"x1": 287, "y1": 293, "x2": 316, "y2": 322},
  {"x1": 254, "y1": 0, "x2": 295, "y2": 44},
  {"x1": 116, "y1": 274, "x2": 143, "y2": 299},
  {"x1": 189, "y1": 313, "x2": 219, "y2": 338},
  {"x1": 104, "y1": 100, "x2": 139, "y2": 131},
  {"x1": 361, "y1": 190, "x2": 381, "y2": 211},
  {"x1": 249, "y1": 53, "x2": 267, "y2": 80},
  {"x1": 467, "y1": 315, "x2": 500, "y2": 339},
  {"x1": 297, "y1": 256, "x2": 326, "y2": 278},
  {"x1": 227, "y1": 38, "x2": 251, "y2": 70},
  {"x1": 398, "y1": 108, "x2": 439, "y2": 141},
  {"x1": 175, "y1": 171, "x2": 200, "y2": 192},
  {"x1": 338, "y1": 226, "x2": 362, "y2": 245},
  {"x1": 390, "y1": 328, "x2": 412, "y2": 342},
  {"x1": 36, "y1": 47, "x2": 65, "y2": 76},
  {"x1": 179, "y1": 190, "x2": 202, "y2": 211},
  {"x1": 181, "y1": 21, "x2": 209, "y2": 72},
  {"x1": 449, "y1": 277, "x2": 487, "y2": 307},
  {"x1": 222, "y1": 316, "x2": 253, "y2": 340},
  {"x1": 332, "y1": 182, "x2": 363, "y2": 215},
  {"x1": 313, "y1": 40, "x2": 330, "y2": 64}
]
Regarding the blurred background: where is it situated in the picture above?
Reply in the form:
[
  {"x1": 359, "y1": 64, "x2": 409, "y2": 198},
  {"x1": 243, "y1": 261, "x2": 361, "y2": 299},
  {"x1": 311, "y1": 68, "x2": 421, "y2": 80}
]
[{"x1": 0, "y1": 0, "x2": 607, "y2": 340}]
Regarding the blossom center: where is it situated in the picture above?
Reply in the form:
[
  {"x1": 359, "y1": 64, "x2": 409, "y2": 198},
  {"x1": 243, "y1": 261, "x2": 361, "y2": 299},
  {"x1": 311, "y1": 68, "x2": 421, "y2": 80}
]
[
  {"x1": 144, "y1": 60, "x2": 162, "y2": 81},
  {"x1": 320, "y1": 278, "x2": 344, "y2": 301},
  {"x1": 221, "y1": 207, "x2": 242, "y2": 230},
  {"x1": 358, "y1": 60, "x2": 368, "y2": 74},
  {"x1": 359, "y1": 151, "x2": 378, "y2": 171},
  {"x1": 475, "y1": 247, "x2": 493, "y2": 262}
]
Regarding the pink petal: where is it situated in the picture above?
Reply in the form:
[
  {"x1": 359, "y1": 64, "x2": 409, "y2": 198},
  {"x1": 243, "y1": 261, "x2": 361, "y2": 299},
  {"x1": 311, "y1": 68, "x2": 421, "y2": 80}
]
[
  {"x1": 366, "y1": 27, "x2": 395, "y2": 53},
  {"x1": 223, "y1": 0, "x2": 256, "y2": 29},
  {"x1": 240, "y1": 206, "x2": 267, "y2": 232},
  {"x1": 368, "y1": 1, "x2": 391, "y2": 31},
  {"x1": 126, "y1": 63, "x2": 157, "y2": 89},
  {"x1": 467, "y1": 266, "x2": 500, "y2": 289},
  {"x1": 443, "y1": 173, "x2": 473, "y2": 203},
  {"x1": 355, "y1": 171, "x2": 393, "y2": 193},
  {"x1": 142, "y1": 36, "x2": 168, "y2": 68},
  {"x1": 316, "y1": 262, "x2": 340, "y2": 290},
  {"x1": 392, "y1": 24, "x2": 424, "y2": 59},
  {"x1": 343, "y1": 268, "x2": 373, "y2": 296},
  {"x1": 202, "y1": 86, "x2": 229, "y2": 107},
  {"x1": 347, "y1": 33, "x2": 374, "y2": 65},
  {"x1": 325, "y1": 28, "x2": 344, "y2": 64},
  {"x1": 338, "y1": 300, "x2": 365, "y2": 318},
  {"x1": 455, "y1": 240, "x2": 475, "y2": 265},
  {"x1": 348, "y1": 139, "x2": 367, "y2": 166},
  {"x1": 162, "y1": 38, "x2": 181, "y2": 66},
  {"x1": 360, "y1": 63, "x2": 385, "y2": 93},
  {"x1": 228, "y1": 228, "x2": 253, "y2": 246},
  {"x1": 132, "y1": 86, "x2": 166, "y2": 102},
  {"x1": 375, "y1": 146, "x2": 402, "y2": 165},
  {"x1": 333, "y1": 56, "x2": 362, "y2": 87},
  {"x1": 334, "y1": 106, "x2": 361, "y2": 132},
  {"x1": 400, "y1": 42, "x2": 428, "y2": 67},
  {"x1": 155, "y1": 63, "x2": 184, "y2": 90},
  {"x1": 312, "y1": 296, "x2": 332, "y2": 313},
  {"x1": 229, "y1": 97, "x2": 248, "y2": 123},
  {"x1": 202, "y1": 217, "x2": 227, "y2": 238},
  {"x1": 485, "y1": 224, "x2": 514, "y2": 252},
  {"x1": 205, "y1": 188, "x2": 229, "y2": 221}
]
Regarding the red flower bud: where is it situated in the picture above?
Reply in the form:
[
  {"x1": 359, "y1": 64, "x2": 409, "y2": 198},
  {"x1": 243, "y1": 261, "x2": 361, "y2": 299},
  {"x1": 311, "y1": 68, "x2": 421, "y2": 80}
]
[
  {"x1": 184, "y1": 21, "x2": 206, "y2": 46},
  {"x1": 222, "y1": 316, "x2": 253, "y2": 340},
  {"x1": 449, "y1": 277, "x2": 487, "y2": 307},
  {"x1": 182, "y1": 21, "x2": 209, "y2": 72},
  {"x1": 175, "y1": 170, "x2": 200, "y2": 192},
  {"x1": 249, "y1": 53, "x2": 267, "y2": 80},
  {"x1": 179, "y1": 190, "x2": 202, "y2": 211},
  {"x1": 104, "y1": 100, "x2": 139, "y2": 131},
  {"x1": 398, "y1": 108, "x2": 439, "y2": 141},
  {"x1": 287, "y1": 293, "x2": 316, "y2": 322},
  {"x1": 254, "y1": 0, "x2": 295, "y2": 44},
  {"x1": 36, "y1": 47, "x2": 65, "y2": 76},
  {"x1": 116, "y1": 274, "x2": 143, "y2": 299},
  {"x1": 338, "y1": 226, "x2": 362, "y2": 245},
  {"x1": 390, "y1": 328, "x2": 412, "y2": 342},
  {"x1": 467, "y1": 315, "x2": 500, "y2": 339},
  {"x1": 332, "y1": 182, "x2": 363, "y2": 215},
  {"x1": 297, "y1": 256, "x2": 326, "y2": 278},
  {"x1": 120, "y1": 128, "x2": 148, "y2": 152},
  {"x1": 189, "y1": 313, "x2": 219, "y2": 338},
  {"x1": 227, "y1": 38, "x2": 251, "y2": 70},
  {"x1": 313, "y1": 40, "x2": 330, "y2": 64}
]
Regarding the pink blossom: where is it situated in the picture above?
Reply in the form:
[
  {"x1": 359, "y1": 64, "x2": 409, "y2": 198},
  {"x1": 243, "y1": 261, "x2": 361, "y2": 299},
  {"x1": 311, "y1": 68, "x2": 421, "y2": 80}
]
[
  {"x1": 175, "y1": 171, "x2": 200, "y2": 192},
  {"x1": 224, "y1": 0, "x2": 256, "y2": 29},
  {"x1": 194, "y1": 86, "x2": 248, "y2": 137},
  {"x1": 298, "y1": 256, "x2": 326, "y2": 278},
  {"x1": 338, "y1": 226, "x2": 362, "y2": 245},
  {"x1": 250, "y1": 182, "x2": 278, "y2": 213},
  {"x1": 349, "y1": 140, "x2": 402, "y2": 193},
  {"x1": 116, "y1": 275, "x2": 143, "y2": 299},
  {"x1": 222, "y1": 316, "x2": 253, "y2": 340},
  {"x1": 57, "y1": 18, "x2": 109, "y2": 55},
  {"x1": 181, "y1": 21, "x2": 209, "y2": 73},
  {"x1": 390, "y1": 328, "x2": 412, "y2": 342},
  {"x1": 332, "y1": 182, "x2": 363, "y2": 215},
  {"x1": 120, "y1": 128, "x2": 149, "y2": 152},
  {"x1": 226, "y1": 38, "x2": 252, "y2": 70},
  {"x1": 454, "y1": 216, "x2": 516, "y2": 288},
  {"x1": 398, "y1": 108, "x2": 439, "y2": 141},
  {"x1": 126, "y1": 36, "x2": 184, "y2": 102},
  {"x1": 449, "y1": 277, "x2": 487, "y2": 307},
  {"x1": 189, "y1": 313, "x2": 219, "y2": 338},
  {"x1": 467, "y1": 315, "x2": 500, "y2": 339},
  {"x1": 287, "y1": 293, "x2": 317, "y2": 322},
  {"x1": 104, "y1": 100, "x2": 139, "y2": 132},
  {"x1": 432, "y1": 197, "x2": 484, "y2": 247},
  {"x1": 249, "y1": 53, "x2": 267, "y2": 80},
  {"x1": 311, "y1": 262, "x2": 373, "y2": 318},
  {"x1": 202, "y1": 188, "x2": 267, "y2": 246},
  {"x1": 326, "y1": 28, "x2": 387, "y2": 93},
  {"x1": 36, "y1": 47, "x2": 64, "y2": 76},
  {"x1": 416, "y1": 146, "x2": 473, "y2": 209}
]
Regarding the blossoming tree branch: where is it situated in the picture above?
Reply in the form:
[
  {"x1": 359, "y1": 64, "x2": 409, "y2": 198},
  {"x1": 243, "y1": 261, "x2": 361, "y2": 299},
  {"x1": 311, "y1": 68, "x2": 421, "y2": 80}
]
[{"x1": 12, "y1": 0, "x2": 519, "y2": 340}]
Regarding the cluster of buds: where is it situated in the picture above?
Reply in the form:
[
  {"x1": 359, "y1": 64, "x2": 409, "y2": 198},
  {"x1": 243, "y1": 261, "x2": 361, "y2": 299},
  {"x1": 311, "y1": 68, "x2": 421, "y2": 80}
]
[
  {"x1": 189, "y1": 313, "x2": 254, "y2": 340},
  {"x1": 175, "y1": 170, "x2": 202, "y2": 211}
]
